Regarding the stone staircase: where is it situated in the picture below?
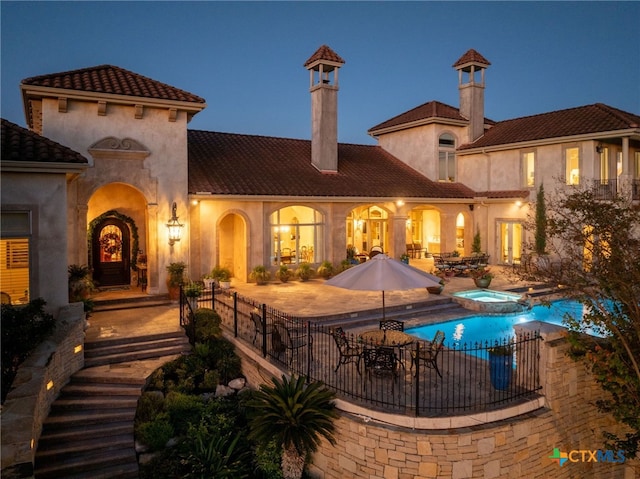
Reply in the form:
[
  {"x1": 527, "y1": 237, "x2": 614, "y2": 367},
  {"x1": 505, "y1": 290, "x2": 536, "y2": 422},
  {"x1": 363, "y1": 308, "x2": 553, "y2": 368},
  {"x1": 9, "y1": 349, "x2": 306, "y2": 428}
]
[{"x1": 34, "y1": 325, "x2": 190, "y2": 479}]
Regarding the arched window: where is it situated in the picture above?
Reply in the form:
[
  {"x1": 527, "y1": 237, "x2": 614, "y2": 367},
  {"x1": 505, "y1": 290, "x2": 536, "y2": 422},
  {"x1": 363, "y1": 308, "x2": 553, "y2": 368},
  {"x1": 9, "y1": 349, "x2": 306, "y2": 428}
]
[
  {"x1": 270, "y1": 206, "x2": 324, "y2": 265},
  {"x1": 438, "y1": 133, "x2": 456, "y2": 182}
]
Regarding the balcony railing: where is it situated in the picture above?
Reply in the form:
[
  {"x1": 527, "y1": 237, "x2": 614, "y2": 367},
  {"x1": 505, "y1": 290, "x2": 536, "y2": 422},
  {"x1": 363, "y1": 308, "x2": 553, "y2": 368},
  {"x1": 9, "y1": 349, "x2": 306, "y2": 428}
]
[
  {"x1": 591, "y1": 179, "x2": 617, "y2": 200},
  {"x1": 183, "y1": 287, "x2": 543, "y2": 417}
]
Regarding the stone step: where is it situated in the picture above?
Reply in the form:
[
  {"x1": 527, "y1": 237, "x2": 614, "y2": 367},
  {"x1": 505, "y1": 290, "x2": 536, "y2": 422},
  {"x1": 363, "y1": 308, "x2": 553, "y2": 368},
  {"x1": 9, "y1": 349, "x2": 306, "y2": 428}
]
[
  {"x1": 36, "y1": 433, "x2": 133, "y2": 460},
  {"x1": 85, "y1": 330, "x2": 188, "y2": 349},
  {"x1": 71, "y1": 369, "x2": 147, "y2": 386},
  {"x1": 84, "y1": 336, "x2": 189, "y2": 358},
  {"x1": 42, "y1": 409, "x2": 136, "y2": 430},
  {"x1": 37, "y1": 461, "x2": 139, "y2": 479},
  {"x1": 34, "y1": 447, "x2": 137, "y2": 479},
  {"x1": 37, "y1": 422, "x2": 134, "y2": 446},
  {"x1": 83, "y1": 344, "x2": 189, "y2": 368},
  {"x1": 61, "y1": 382, "x2": 143, "y2": 397},
  {"x1": 50, "y1": 396, "x2": 139, "y2": 412}
]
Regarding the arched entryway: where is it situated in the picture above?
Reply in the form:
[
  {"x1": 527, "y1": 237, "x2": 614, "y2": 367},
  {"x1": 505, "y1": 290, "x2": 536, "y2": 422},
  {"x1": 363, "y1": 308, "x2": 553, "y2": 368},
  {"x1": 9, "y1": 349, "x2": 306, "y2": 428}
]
[
  {"x1": 218, "y1": 212, "x2": 247, "y2": 281},
  {"x1": 92, "y1": 217, "x2": 131, "y2": 286}
]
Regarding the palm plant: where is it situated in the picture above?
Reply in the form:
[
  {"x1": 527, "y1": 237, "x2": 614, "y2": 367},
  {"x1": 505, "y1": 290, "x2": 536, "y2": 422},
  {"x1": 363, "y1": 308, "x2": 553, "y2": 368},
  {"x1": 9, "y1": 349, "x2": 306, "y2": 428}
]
[{"x1": 247, "y1": 375, "x2": 338, "y2": 479}]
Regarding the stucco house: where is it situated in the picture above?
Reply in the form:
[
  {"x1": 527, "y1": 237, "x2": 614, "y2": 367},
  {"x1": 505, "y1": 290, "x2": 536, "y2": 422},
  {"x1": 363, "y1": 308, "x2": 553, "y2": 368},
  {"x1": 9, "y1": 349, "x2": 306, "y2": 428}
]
[{"x1": 2, "y1": 46, "x2": 639, "y2": 306}]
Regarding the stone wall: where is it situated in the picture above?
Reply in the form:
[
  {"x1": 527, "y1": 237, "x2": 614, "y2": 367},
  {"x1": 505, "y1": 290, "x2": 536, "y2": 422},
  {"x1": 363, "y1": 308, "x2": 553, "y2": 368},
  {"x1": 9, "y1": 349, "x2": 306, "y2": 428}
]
[
  {"x1": 233, "y1": 323, "x2": 638, "y2": 479},
  {"x1": 1, "y1": 303, "x2": 86, "y2": 478}
]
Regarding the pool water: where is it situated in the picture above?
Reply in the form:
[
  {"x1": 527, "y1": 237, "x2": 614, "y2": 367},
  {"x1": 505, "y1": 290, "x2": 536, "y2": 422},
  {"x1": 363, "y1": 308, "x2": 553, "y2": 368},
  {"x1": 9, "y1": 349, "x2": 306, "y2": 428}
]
[
  {"x1": 452, "y1": 289, "x2": 523, "y2": 303},
  {"x1": 406, "y1": 300, "x2": 592, "y2": 347}
]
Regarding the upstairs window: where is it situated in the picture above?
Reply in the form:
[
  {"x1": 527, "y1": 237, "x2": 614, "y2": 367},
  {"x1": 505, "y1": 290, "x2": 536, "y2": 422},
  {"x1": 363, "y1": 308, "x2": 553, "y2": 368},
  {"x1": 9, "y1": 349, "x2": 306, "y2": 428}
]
[
  {"x1": 1, "y1": 211, "x2": 32, "y2": 305},
  {"x1": 438, "y1": 133, "x2": 456, "y2": 182},
  {"x1": 522, "y1": 151, "x2": 535, "y2": 187},
  {"x1": 565, "y1": 147, "x2": 580, "y2": 185}
]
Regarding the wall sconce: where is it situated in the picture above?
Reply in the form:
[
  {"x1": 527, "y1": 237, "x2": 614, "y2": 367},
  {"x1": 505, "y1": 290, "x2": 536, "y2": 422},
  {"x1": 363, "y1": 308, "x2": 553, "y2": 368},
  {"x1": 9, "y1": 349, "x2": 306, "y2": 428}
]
[
  {"x1": 166, "y1": 202, "x2": 183, "y2": 246},
  {"x1": 468, "y1": 204, "x2": 474, "y2": 211},
  {"x1": 596, "y1": 144, "x2": 604, "y2": 154},
  {"x1": 515, "y1": 200, "x2": 523, "y2": 208}
]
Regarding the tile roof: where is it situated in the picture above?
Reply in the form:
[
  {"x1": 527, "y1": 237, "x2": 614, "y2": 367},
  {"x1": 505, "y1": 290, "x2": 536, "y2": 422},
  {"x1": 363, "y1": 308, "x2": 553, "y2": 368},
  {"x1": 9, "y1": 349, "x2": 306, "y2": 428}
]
[
  {"x1": 304, "y1": 45, "x2": 345, "y2": 67},
  {"x1": 452, "y1": 49, "x2": 491, "y2": 68},
  {"x1": 188, "y1": 130, "x2": 475, "y2": 199},
  {"x1": 368, "y1": 101, "x2": 462, "y2": 133},
  {"x1": 475, "y1": 190, "x2": 530, "y2": 200},
  {"x1": 1, "y1": 118, "x2": 88, "y2": 164},
  {"x1": 21, "y1": 65, "x2": 206, "y2": 104},
  {"x1": 459, "y1": 103, "x2": 640, "y2": 150},
  {"x1": 368, "y1": 101, "x2": 493, "y2": 134}
]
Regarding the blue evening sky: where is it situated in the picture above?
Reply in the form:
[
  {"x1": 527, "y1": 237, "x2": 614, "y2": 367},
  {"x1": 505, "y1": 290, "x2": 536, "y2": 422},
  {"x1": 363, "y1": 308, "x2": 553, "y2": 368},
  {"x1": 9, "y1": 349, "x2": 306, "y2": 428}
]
[{"x1": 1, "y1": 1, "x2": 638, "y2": 145}]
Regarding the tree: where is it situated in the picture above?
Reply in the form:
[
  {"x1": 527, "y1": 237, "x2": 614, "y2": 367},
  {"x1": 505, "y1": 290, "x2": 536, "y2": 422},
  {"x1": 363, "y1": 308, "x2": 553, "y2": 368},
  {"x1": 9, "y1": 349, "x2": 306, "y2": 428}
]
[
  {"x1": 534, "y1": 183, "x2": 547, "y2": 255},
  {"x1": 519, "y1": 185, "x2": 640, "y2": 456},
  {"x1": 472, "y1": 227, "x2": 482, "y2": 254},
  {"x1": 247, "y1": 374, "x2": 338, "y2": 479}
]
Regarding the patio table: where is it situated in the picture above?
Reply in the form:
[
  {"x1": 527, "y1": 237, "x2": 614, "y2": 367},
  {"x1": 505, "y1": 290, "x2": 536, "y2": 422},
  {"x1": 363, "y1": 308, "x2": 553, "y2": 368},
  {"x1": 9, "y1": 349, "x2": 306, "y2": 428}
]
[{"x1": 360, "y1": 329, "x2": 414, "y2": 369}]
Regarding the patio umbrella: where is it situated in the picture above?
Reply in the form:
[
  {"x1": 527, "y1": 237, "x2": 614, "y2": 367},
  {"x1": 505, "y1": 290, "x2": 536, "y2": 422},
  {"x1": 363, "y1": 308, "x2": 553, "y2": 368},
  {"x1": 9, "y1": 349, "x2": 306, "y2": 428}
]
[{"x1": 324, "y1": 253, "x2": 441, "y2": 320}]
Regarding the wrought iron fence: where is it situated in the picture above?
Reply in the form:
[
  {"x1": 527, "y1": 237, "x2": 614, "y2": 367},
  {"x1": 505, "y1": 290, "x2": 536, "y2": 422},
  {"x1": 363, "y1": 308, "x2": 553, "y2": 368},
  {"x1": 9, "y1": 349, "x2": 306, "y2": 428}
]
[{"x1": 183, "y1": 287, "x2": 542, "y2": 416}]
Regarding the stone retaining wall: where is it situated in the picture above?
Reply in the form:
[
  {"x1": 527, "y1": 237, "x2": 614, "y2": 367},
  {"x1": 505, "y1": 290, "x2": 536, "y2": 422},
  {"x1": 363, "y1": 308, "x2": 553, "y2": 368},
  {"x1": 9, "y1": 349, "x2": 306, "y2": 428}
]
[
  {"x1": 234, "y1": 322, "x2": 638, "y2": 479},
  {"x1": 1, "y1": 302, "x2": 86, "y2": 479}
]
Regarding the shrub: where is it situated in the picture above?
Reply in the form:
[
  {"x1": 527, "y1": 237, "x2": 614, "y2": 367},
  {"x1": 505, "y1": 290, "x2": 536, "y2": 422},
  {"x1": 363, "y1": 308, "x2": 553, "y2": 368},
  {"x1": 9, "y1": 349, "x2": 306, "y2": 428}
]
[
  {"x1": 194, "y1": 308, "x2": 222, "y2": 342},
  {"x1": 137, "y1": 413, "x2": 174, "y2": 451},
  {"x1": 1, "y1": 298, "x2": 55, "y2": 403},
  {"x1": 165, "y1": 391, "x2": 205, "y2": 435},
  {"x1": 135, "y1": 391, "x2": 166, "y2": 427},
  {"x1": 316, "y1": 260, "x2": 334, "y2": 279}
]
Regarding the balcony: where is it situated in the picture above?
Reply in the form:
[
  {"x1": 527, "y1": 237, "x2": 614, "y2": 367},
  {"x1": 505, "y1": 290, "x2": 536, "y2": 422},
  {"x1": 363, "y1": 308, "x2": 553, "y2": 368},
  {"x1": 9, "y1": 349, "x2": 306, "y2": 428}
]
[{"x1": 590, "y1": 179, "x2": 617, "y2": 200}]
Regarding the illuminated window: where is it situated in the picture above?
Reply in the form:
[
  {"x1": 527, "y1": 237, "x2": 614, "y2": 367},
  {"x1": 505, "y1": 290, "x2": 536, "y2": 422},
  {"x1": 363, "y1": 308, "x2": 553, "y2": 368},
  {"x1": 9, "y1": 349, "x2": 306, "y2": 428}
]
[
  {"x1": 1, "y1": 211, "x2": 31, "y2": 304},
  {"x1": 438, "y1": 133, "x2": 456, "y2": 182},
  {"x1": 565, "y1": 147, "x2": 580, "y2": 185},
  {"x1": 635, "y1": 152, "x2": 640, "y2": 177},
  {"x1": 99, "y1": 225, "x2": 123, "y2": 262},
  {"x1": 522, "y1": 151, "x2": 535, "y2": 187},
  {"x1": 271, "y1": 206, "x2": 324, "y2": 265},
  {"x1": 599, "y1": 147, "x2": 609, "y2": 184}
]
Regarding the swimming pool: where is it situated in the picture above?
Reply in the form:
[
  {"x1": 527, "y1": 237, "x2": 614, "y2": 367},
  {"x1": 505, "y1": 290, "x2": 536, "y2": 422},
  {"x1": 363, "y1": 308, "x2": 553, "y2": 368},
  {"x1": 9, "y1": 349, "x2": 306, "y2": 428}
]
[{"x1": 406, "y1": 299, "x2": 591, "y2": 347}]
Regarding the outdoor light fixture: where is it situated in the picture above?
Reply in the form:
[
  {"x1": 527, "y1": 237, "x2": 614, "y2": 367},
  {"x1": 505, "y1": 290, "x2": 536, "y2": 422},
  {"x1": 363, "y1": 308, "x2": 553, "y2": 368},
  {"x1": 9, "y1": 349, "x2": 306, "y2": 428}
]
[
  {"x1": 167, "y1": 202, "x2": 183, "y2": 246},
  {"x1": 596, "y1": 144, "x2": 604, "y2": 154}
]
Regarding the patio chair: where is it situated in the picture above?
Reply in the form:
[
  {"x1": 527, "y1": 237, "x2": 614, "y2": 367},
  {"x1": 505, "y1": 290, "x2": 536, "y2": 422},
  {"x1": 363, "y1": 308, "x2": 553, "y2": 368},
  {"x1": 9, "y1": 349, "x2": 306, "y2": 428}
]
[
  {"x1": 272, "y1": 321, "x2": 312, "y2": 366},
  {"x1": 250, "y1": 311, "x2": 264, "y2": 345},
  {"x1": 379, "y1": 319, "x2": 404, "y2": 332},
  {"x1": 362, "y1": 347, "x2": 399, "y2": 390},
  {"x1": 410, "y1": 330, "x2": 445, "y2": 378},
  {"x1": 331, "y1": 327, "x2": 362, "y2": 374}
]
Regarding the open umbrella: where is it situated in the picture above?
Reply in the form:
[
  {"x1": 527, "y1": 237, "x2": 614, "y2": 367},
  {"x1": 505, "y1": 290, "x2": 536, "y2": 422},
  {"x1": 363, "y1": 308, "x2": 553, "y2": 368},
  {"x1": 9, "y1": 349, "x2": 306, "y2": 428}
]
[{"x1": 324, "y1": 253, "x2": 441, "y2": 320}]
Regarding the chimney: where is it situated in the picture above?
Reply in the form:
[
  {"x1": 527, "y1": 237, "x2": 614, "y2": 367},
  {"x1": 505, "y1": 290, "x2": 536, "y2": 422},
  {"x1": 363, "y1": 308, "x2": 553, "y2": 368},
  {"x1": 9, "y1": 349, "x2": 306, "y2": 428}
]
[
  {"x1": 304, "y1": 45, "x2": 345, "y2": 173},
  {"x1": 453, "y1": 49, "x2": 490, "y2": 142}
]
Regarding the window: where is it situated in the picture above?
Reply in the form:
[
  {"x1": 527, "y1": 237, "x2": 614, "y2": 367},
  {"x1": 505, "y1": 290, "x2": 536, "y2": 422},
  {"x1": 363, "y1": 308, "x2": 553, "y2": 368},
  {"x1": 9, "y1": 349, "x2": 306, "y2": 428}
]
[
  {"x1": 438, "y1": 133, "x2": 456, "y2": 182},
  {"x1": 1, "y1": 211, "x2": 31, "y2": 304},
  {"x1": 565, "y1": 147, "x2": 580, "y2": 185},
  {"x1": 270, "y1": 206, "x2": 324, "y2": 265},
  {"x1": 635, "y1": 152, "x2": 640, "y2": 178},
  {"x1": 599, "y1": 147, "x2": 609, "y2": 183},
  {"x1": 522, "y1": 151, "x2": 535, "y2": 187}
]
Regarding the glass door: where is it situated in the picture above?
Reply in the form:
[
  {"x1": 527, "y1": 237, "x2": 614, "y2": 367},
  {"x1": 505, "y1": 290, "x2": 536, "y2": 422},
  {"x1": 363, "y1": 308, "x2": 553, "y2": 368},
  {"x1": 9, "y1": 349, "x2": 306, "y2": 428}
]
[{"x1": 498, "y1": 221, "x2": 523, "y2": 265}]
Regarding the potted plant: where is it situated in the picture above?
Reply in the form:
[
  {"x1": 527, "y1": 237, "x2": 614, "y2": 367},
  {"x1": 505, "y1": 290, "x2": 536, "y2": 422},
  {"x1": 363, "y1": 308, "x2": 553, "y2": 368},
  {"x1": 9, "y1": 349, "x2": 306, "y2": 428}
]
[
  {"x1": 250, "y1": 265, "x2": 270, "y2": 285},
  {"x1": 470, "y1": 266, "x2": 494, "y2": 288},
  {"x1": 276, "y1": 265, "x2": 293, "y2": 283},
  {"x1": 295, "y1": 263, "x2": 314, "y2": 282},
  {"x1": 317, "y1": 260, "x2": 334, "y2": 279},
  {"x1": 68, "y1": 264, "x2": 96, "y2": 302},
  {"x1": 426, "y1": 278, "x2": 446, "y2": 295},
  {"x1": 202, "y1": 273, "x2": 215, "y2": 291},
  {"x1": 183, "y1": 280, "x2": 203, "y2": 310},
  {"x1": 166, "y1": 261, "x2": 186, "y2": 301},
  {"x1": 400, "y1": 253, "x2": 410, "y2": 265},
  {"x1": 346, "y1": 245, "x2": 359, "y2": 265},
  {"x1": 211, "y1": 265, "x2": 232, "y2": 289},
  {"x1": 488, "y1": 343, "x2": 514, "y2": 390}
]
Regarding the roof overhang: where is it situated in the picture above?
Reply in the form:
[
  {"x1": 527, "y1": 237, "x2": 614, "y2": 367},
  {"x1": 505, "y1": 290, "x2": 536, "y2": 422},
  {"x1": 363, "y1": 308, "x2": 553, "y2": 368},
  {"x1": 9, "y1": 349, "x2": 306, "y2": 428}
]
[
  {"x1": 368, "y1": 117, "x2": 469, "y2": 138},
  {"x1": 1, "y1": 160, "x2": 88, "y2": 175},
  {"x1": 457, "y1": 128, "x2": 640, "y2": 155},
  {"x1": 21, "y1": 84, "x2": 207, "y2": 128}
]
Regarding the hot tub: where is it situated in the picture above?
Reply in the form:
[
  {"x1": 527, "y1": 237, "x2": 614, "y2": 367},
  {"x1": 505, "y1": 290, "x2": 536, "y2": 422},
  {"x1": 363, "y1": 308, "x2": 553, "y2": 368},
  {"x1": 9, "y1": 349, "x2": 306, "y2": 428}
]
[{"x1": 451, "y1": 289, "x2": 529, "y2": 313}]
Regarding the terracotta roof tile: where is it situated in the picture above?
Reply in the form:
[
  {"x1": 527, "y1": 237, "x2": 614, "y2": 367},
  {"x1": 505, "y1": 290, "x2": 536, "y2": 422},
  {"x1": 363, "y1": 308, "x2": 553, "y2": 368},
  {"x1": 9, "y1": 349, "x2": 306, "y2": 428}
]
[
  {"x1": 475, "y1": 190, "x2": 530, "y2": 199},
  {"x1": 188, "y1": 130, "x2": 475, "y2": 199},
  {"x1": 459, "y1": 103, "x2": 640, "y2": 150},
  {"x1": 452, "y1": 49, "x2": 491, "y2": 68},
  {"x1": 368, "y1": 101, "x2": 493, "y2": 134},
  {"x1": 1, "y1": 118, "x2": 88, "y2": 164},
  {"x1": 304, "y1": 45, "x2": 345, "y2": 67},
  {"x1": 21, "y1": 65, "x2": 206, "y2": 104}
]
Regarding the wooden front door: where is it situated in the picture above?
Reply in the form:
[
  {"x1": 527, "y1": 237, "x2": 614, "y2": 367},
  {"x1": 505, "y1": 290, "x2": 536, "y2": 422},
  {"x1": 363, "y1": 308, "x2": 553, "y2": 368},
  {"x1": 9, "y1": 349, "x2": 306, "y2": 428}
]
[{"x1": 92, "y1": 218, "x2": 130, "y2": 287}]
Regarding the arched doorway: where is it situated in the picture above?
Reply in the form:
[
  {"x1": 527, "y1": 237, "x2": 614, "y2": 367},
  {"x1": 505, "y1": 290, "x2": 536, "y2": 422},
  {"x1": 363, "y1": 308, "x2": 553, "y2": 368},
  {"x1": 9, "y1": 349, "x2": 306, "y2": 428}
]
[
  {"x1": 218, "y1": 212, "x2": 247, "y2": 280},
  {"x1": 92, "y1": 217, "x2": 131, "y2": 287}
]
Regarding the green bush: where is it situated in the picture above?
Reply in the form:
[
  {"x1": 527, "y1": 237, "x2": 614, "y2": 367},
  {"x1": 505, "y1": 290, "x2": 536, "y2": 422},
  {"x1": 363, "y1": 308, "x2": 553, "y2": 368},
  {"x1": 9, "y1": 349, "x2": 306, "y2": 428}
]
[
  {"x1": 165, "y1": 391, "x2": 205, "y2": 435},
  {"x1": 135, "y1": 391, "x2": 165, "y2": 428},
  {"x1": 194, "y1": 308, "x2": 222, "y2": 342},
  {"x1": 137, "y1": 413, "x2": 174, "y2": 451},
  {"x1": 1, "y1": 298, "x2": 55, "y2": 403}
]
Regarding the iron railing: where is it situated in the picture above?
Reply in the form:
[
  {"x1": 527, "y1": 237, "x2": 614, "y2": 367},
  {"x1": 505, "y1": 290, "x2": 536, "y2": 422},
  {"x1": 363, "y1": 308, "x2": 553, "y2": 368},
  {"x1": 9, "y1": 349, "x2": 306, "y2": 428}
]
[{"x1": 182, "y1": 287, "x2": 542, "y2": 416}]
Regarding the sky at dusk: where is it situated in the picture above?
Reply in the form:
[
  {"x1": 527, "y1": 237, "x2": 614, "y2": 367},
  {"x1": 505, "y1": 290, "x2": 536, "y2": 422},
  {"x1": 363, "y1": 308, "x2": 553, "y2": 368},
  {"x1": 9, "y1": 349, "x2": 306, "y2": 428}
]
[{"x1": 1, "y1": 1, "x2": 639, "y2": 145}]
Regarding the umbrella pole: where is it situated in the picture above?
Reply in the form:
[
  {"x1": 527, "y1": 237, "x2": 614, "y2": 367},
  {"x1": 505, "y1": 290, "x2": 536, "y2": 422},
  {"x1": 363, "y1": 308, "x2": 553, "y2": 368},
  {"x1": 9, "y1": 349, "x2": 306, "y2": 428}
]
[{"x1": 382, "y1": 290, "x2": 386, "y2": 321}]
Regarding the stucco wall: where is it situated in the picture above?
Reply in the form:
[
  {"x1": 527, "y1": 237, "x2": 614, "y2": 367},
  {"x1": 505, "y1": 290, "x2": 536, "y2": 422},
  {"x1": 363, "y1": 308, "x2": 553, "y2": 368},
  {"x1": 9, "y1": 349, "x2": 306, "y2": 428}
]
[
  {"x1": 233, "y1": 324, "x2": 638, "y2": 479},
  {"x1": 1, "y1": 172, "x2": 69, "y2": 313}
]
